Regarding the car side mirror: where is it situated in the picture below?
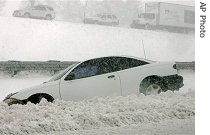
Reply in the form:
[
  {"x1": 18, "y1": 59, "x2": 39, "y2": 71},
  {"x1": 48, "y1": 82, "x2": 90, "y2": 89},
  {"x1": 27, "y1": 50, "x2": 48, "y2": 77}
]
[{"x1": 64, "y1": 73, "x2": 75, "y2": 81}]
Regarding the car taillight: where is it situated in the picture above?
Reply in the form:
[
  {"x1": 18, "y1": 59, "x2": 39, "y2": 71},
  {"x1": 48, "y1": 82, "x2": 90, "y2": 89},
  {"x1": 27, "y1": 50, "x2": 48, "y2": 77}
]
[{"x1": 173, "y1": 64, "x2": 177, "y2": 69}]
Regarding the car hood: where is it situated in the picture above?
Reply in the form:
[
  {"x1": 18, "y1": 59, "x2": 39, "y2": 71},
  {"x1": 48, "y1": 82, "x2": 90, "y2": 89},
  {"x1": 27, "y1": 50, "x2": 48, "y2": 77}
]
[
  {"x1": 19, "y1": 80, "x2": 59, "y2": 93},
  {"x1": 10, "y1": 80, "x2": 60, "y2": 100}
]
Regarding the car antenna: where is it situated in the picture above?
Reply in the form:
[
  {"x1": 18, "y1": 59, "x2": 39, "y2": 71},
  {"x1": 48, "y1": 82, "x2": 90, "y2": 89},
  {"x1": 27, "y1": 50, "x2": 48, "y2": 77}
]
[{"x1": 142, "y1": 40, "x2": 147, "y2": 59}]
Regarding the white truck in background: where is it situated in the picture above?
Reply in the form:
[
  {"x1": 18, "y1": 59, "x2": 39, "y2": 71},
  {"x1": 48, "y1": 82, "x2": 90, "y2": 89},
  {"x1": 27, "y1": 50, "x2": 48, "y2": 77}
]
[{"x1": 131, "y1": 2, "x2": 195, "y2": 33}]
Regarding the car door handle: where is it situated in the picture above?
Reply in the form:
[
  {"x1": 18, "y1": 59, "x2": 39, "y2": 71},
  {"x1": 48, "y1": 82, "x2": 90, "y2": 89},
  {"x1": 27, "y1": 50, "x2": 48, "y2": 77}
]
[{"x1": 107, "y1": 75, "x2": 115, "y2": 78}]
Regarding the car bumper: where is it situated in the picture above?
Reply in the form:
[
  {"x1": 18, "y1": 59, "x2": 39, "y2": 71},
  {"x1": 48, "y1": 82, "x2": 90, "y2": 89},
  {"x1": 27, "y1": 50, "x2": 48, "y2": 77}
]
[{"x1": 163, "y1": 74, "x2": 184, "y2": 90}]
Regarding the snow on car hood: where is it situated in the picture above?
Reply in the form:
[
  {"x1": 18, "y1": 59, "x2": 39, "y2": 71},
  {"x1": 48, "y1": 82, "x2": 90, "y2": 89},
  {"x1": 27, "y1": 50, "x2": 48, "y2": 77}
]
[
  {"x1": 10, "y1": 80, "x2": 59, "y2": 99},
  {"x1": 0, "y1": 90, "x2": 194, "y2": 135}
]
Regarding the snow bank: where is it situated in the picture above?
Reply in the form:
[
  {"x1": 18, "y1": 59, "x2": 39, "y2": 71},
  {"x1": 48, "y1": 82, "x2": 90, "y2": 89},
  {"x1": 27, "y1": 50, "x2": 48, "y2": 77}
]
[
  {"x1": 0, "y1": 91, "x2": 194, "y2": 135},
  {"x1": 0, "y1": 17, "x2": 194, "y2": 62}
]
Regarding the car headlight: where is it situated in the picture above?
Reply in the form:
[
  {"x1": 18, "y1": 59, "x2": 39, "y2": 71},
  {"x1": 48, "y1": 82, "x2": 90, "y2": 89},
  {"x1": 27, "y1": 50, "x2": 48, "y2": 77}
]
[
  {"x1": 3, "y1": 98, "x2": 19, "y2": 105},
  {"x1": 3, "y1": 92, "x2": 19, "y2": 105}
]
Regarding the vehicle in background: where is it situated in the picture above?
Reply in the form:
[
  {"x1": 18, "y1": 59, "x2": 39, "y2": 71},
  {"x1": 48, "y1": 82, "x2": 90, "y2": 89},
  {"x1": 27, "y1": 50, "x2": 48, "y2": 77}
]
[
  {"x1": 13, "y1": 5, "x2": 55, "y2": 20},
  {"x1": 130, "y1": 2, "x2": 195, "y2": 33},
  {"x1": 83, "y1": 14, "x2": 101, "y2": 24},
  {"x1": 84, "y1": 13, "x2": 119, "y2": 26},
  {"x1": 3, "y1": 56, "x2": 184, "y2": 105}
]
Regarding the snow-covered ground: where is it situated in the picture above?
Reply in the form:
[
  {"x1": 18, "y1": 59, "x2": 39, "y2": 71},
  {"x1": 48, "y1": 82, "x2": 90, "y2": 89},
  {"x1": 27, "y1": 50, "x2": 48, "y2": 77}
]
[
  {"x1": 0, "y1": 70, "x2": 195, "y2": 135},
  {"x1": 0, "y1": 17, "x2": 194, "y2": 62},
  {"x1": 0, "y1": 11, "x2": 195, "y2": 134}
]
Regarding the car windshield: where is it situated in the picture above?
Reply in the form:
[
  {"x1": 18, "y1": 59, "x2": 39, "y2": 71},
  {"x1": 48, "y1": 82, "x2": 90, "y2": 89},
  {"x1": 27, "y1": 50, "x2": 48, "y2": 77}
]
[{"x1": 47, "y1": 63, "x2": 77, "y2": 82}]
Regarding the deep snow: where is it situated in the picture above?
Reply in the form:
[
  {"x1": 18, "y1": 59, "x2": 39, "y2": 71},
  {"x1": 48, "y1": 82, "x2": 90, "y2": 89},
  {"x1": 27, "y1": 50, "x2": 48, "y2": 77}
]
[
  {"x1": 0, "y1": 88, "x2": 194, "y2": 135},
  {"x1": 0, "y1": 70, "x2": 195, "y2": 135}
]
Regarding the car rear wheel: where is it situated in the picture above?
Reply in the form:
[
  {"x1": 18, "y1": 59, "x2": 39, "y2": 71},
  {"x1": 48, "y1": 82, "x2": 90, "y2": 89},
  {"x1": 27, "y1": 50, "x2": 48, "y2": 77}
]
[
  {"x1": 140, "y1": 78, "x2": 163, "y2": 95},
  {"x1": 145, "y1": 84, "x2": 162, "y2": 95},
  {"x1": 45, "y1": 15, "x2": 52, "y2": 20}
]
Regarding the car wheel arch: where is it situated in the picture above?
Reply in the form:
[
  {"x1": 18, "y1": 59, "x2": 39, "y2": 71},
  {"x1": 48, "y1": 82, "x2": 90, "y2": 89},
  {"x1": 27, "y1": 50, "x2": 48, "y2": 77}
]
[
  {"x1": 27, "y1": 93, "x2": 54, "y2": 104},
  {"x1": 45, "y1": 14, "x2": 52, "y2": 20},
  {"x1": 140, "y1": 75, "x2": 167, "y2": 94}
]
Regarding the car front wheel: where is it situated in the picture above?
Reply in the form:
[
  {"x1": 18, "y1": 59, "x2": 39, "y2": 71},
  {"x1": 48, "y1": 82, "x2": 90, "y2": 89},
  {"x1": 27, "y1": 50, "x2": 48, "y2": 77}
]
[
  {"x1": 144, "y1": 23, "x2": 151, "y2": 30},
  {"x1": 27, "y1": 94, "x2": 54, "y2": 104},
  {"x1": 23, "y1": 13, "x2": 30, "y2": 18}
]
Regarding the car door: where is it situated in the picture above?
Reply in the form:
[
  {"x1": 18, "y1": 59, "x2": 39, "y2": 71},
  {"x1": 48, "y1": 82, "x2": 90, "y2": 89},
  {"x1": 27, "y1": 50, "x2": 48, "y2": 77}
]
[
  {"x1": 59, "y1": 57, "x2": 121, "y2": 101},
  {"x1": 27, "y1": 7, "x2": 36, "y2": 17}
]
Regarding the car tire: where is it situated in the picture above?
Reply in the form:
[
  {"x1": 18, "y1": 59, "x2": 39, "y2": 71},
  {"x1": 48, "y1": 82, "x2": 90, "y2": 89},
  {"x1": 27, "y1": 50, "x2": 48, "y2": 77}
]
[
  {"x1": 23, "y1": 13, "x2": 30, "y2": 18},
  {"x1": 13, "y1": 11, "x2": 19, "y2": 17},
  {"x1": 45, "y1": 15, "x2": 52, "y2": 20},
  {"x1": 144, "y1": 23, "x2": 151, "y2": 30},
  {"x1": 140, "y1": 78, "x2": 163, "y2": 95}
]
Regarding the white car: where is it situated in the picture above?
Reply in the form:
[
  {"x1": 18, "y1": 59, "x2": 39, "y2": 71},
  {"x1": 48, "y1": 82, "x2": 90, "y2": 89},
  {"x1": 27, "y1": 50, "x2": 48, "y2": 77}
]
[
  {"x1": 13, "y1": 5, "x2": 55, "y2": 20},
  {"x1": 3, "y1": 56, "x2": 183, "y2": 105}
]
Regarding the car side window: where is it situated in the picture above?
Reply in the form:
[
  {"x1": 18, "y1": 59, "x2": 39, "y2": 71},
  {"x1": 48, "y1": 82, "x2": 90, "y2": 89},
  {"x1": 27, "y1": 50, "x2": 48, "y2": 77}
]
[
  {"x1": 65, "y1": 60, "x2": 99, "y2": 80},
  {"x1": 64, "y1": 57, "x2": 149, "y2": 81},
  {"x1": 35, "y1": 6, "x2": 46, "y2": 11},
  {"x1": 117, "y1": 57, "x2": 149, "y2": 70},
  {"x1": 106, "y1": 57, "x2": 149, "y2": 72},
  {"x1": 73, "y1": 65, "x2": 98, "y2": 79},
  {"x1": 101, "y1": 15, "x2": 106, "y2": 19}
]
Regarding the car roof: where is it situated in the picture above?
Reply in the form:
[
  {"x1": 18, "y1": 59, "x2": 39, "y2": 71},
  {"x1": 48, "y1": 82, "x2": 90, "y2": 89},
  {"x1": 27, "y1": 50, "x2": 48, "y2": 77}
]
[
  {"x1": 120, "y1": 55, "x2": 155, "y2": 63},
  {"x1": 33, "y1": 5, "x2": 53, "y2": 8},
  {"x1": 81, "y1": 55, "x2": 155, "y2": 64},
  {"x1": 99, "y1": 13, "x2": 116, "y2": 15}
]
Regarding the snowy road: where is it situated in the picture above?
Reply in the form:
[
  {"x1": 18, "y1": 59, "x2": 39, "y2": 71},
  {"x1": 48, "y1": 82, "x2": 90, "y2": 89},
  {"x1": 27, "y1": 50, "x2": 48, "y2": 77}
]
[
  {"x1": 0, "y1": 70, "x2": 194, "y2": 135},
  {"x1": 0, "y1": 17, "x2": 194, "y2": 62}
]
